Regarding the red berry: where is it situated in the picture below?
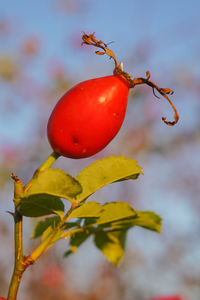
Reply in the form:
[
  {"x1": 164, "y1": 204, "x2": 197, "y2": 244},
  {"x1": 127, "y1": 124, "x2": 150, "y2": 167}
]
[
  {"x1": 151, "y1": 296, "x2": 183, "y2": 300},
  {"x1": 47, "y1": 73, "x2": 130, "y2": 158},
  {"x1": 0, "y1": 297, "x2": 6, "y2": 300}
]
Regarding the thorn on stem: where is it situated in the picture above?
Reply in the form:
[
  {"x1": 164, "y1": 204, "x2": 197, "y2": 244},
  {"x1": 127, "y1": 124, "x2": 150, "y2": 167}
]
[{"x1": 6, "y1": 210, "x2": 15, "y2": 217}]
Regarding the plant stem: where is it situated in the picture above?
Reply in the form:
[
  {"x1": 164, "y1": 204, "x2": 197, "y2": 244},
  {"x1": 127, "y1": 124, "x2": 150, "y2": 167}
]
[
  {"x1": 7, "y1": 152, "x2": 60, "y2": 300},
  {"x1": 36, "y1": 151, "x2": 60, "y2": 173},
  {"x1": 24, "y1": 151, "x2": 60, "y2": 193},
  {"x1": 7, "y1": 176, "x2": 24, "y2": 300},
  {"x1": 7, "y1": 209, "x2": 24, "y2": 300},
  {"x1": 26, "y1": 206, "x2": 74, "y2": 262}
]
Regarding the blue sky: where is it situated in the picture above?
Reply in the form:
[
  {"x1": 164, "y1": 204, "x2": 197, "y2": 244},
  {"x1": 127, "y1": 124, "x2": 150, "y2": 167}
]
[
  {"x1": 1, "y1": 1, "x2": 200, "y2": 298},
  {"x1": 1, "y1": 0, "x2": 200, "y2": 147},
  {"x1": 1, "y1": 0, "x2": 200, "y2": 72}
]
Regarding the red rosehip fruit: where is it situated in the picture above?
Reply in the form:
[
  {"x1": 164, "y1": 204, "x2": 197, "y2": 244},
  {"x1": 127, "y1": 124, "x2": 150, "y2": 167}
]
[
  {"x1": 47, "y1": 73, "x2": 130, "y2": 159},
  {"x1": 151, "y1": 296, "x2": 183, "y2": 300},
  {"x1": 47, "y1": 32, "x2": 179, "y2": 159}
]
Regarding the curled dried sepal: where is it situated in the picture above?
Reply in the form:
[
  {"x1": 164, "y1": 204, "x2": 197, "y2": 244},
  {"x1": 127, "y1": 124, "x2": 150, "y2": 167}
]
[
  {"x1": 95, "y1": 51, "x2": 105, "y2": 55},
  {"x1": 81, "y1": 32, "x2": 179, "y2": 126},
  {"x1": 82, "y1": 32, "x2": 119, "y2": 68},
  {"x1": 131, "y1": 71, "x2": 179, "y2": 126}
]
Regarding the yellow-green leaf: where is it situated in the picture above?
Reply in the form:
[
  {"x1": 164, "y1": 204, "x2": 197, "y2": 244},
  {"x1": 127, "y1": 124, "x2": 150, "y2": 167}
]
[
  {"x1": 23, "y1": 168, "x2": 82, "y2": 203},
  {"x1": 75, "y1": 156, "x2": 142, "y2": 202},
  {"x1": 96, "y1": 202, "x2": 137, "y2": 225},
  {"x1": 131, "y1": 211, "x2": 162, "y2": 233},
  {"x1": 94, "y1": 230, "x2": 127, "y2": 266},
  {"x1": 20, "y1": 194, "x2": 64, "y2": 217},
  {"x1": 31, "y1": 216, "x2": 60, "y2": 239},
  {"x1": 68, "y1": 201, "x2": 103, "y2": 219},
  {"x1": 110, "y1": 211, "x2": 162, "y2": 233}
]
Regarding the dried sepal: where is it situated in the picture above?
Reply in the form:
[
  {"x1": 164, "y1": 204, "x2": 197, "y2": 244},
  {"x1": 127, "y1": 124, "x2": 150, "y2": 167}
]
[
  {"x1": 81, "y1": 32, "x2": 179, "y2": 126},
  {"x1": 131, "y1": 71, "x2": 179, "y2": 126},
  {"x1": 95, "y1": 51, "x2": 105, "y2": 55},
  {"x1": 82, "y1": 32, "x2": 119, "y2": 68}
]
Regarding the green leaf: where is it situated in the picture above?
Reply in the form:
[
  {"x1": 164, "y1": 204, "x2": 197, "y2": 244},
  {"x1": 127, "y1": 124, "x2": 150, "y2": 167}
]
[
  {"x1": 84, "y1": 217, "x2": 98, "y2": 226},
  {"x1": 70, "y1": 231, "x2": 91, "y2": 252},
  {"x1": 131, "y1": 211, "x2": 162, "y2": 233},
  {"x1": 68, "y1": 201, "x2": 103, "y2": 219},
  {"x1": 95, "y1": 202, "x2": 137, "y2": 225},
  {"x1": 64, "y1": 230, "x2": 91, "y2": 257},
  {"x1": 31, "y1": 216, "x2": 60, "y2": 238},
  {"x1": 23, "y1": 168, "x2": 82, "y2": 203},
  {"x1": 62, "y1": 221, "x2": 82, "y2": 230},
  {"x1": 94, "y1": 230, "x2": 127, "y2": 265},
  {"x1": 20, "y1": 194, "x2": 64, "y2": 217},
  {"x1": 109, "y1": 211, "x2": 162, "y2": 233},
  {"x1": 75, "y1": 156, "x2": 142, "y2": 202}
]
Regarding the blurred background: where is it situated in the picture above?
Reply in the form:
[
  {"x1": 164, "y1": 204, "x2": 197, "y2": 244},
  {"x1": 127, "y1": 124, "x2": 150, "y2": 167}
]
[{"x1": 0, "y1": 0, "x2": 200, "y2": 299}]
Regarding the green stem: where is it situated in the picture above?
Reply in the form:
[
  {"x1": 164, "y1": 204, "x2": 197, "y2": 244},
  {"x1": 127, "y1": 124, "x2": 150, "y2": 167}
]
[
  {"x1": 24, "y1": 151, "x2": 60, "y2": 193},
  {"x1": 36, "y1": 151, "x2": 60, "y2": 173},
  {"x1": 61, "y1": 227, "x2": 84, "y2": 239},
  {"x1": 7, "y1": 176, "x2": 24, "y2": 300},
  {"x1": 7, "y1": 152, "x2": 60, "y2": 300},
  {"x1": 7, "y1": 210, "x2": 24, "y2": 300},
  {"x1": 25, "y1": 206, "x2": 74, "y2": 263},
  {"x1": 29, "y1": 230, "x2": 60, "y2": 261}
]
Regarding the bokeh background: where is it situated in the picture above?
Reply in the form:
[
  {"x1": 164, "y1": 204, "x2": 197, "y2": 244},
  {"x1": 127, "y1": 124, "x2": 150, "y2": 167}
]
[{"x1": 0, "y1": 0, "x2": 200, "y2": 299}]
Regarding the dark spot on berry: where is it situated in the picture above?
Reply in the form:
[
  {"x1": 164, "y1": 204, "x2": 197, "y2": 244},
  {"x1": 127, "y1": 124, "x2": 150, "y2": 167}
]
[{"x1": 72, "y1": 136, "x2": 79, "y2": 145}]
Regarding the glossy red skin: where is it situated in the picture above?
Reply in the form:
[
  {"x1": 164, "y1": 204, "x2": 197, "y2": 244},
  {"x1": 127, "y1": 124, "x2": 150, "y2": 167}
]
[
  {"x1": 47, "y1": 74, "x2": 130, "y2": 158},
  {"x1": 151, "y1": 297, "x2": 182, "y2": 300}
]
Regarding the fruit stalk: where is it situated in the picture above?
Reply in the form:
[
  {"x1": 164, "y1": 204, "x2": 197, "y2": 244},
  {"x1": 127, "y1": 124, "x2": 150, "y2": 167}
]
[{"x1": 35, "y1": 151, "x2": 60, "y2": 174}]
